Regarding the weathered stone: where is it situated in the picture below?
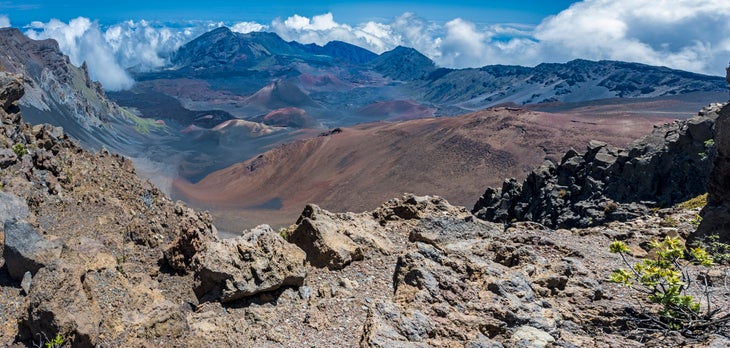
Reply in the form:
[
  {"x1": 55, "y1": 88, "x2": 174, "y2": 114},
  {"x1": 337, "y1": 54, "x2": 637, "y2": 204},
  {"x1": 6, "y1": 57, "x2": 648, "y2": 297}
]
[
  {"x1": 3, "y1": 220, "x2": 63, "y2": 280},
  {"x1": 20, "y1": 271, "x2": 32, "y2": 295},
  {"x1": 0, "y1": 148, "x2": 17, "y2": 168},
  {"x1": 360, "y1": 301, "x2": 433, "y2": 348},
  {"x1": 194, "y1": 225, "x2": 306, "y2": 303},
  {"x1": 26, "y1": 262, "x2": 101, "y2": 348},
  {"x1": 288, "y1": 203, "x2": 393, "y2": 270},
  {"x1": 510, "y1": 325, "x2": 555, "y2": 348},
  {"x1": 0, "y1": 191, "x2": 29, "y2": 225},
  {"x1": 0, "y1": 72, "x2": 23, "y2": 111},
  {"x1": 163, "y1": 202, "x2": 215, "y2": 273}
]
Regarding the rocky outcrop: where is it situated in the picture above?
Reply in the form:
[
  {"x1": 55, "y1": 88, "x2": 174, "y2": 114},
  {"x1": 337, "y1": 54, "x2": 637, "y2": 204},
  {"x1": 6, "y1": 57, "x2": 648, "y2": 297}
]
[
  {"x1": 695, "y1": 69, "x2": 730, "y2": 243},
  {"x1": 287, "y1": 203, "x2": 394, "y2": 270},
  {"x1": 361, "y1": 216, "x2": 607, "y2": 347},
  {"x1": 193, "y1": 225, "x2": 306, "y2": 303},
  {"x1": 473, "y1": 104, "x2": 722, "y2": 228}
]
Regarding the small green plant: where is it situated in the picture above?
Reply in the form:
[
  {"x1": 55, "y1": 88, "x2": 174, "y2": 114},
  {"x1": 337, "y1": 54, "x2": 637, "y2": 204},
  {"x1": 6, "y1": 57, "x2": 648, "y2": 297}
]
[
  {"x1": 12, "y1": 143, "x2": 26, "y2": 158},
  {"x1": 704, "y1": 139, "x2": 715, "y2": 148},
  {"x1": 608, "y1": 237, "x2": 730, "y2": 335},
  {"x1": 689, "y1": 214, "x2": 702, "y2": 228},
  {"x1": 699, "y1": 235, "x2": 730, "y2": 265},
  {"x1": 45, "y1": 333, "x2": 64, "y2": 348},
  {"x1": 660, "y1": 216, "x2": 679, "y2": 227},
  {"x1": 278, "y1": 227, "x2": 289, "y2": 240}
]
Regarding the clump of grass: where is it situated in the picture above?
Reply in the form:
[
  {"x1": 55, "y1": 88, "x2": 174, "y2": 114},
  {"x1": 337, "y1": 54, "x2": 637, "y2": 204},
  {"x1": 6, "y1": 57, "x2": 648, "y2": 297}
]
[
  {"x1": 12, "y1": 143, "x2": 26, "y2": 158},
  {"x1": 676, "y1": 193, "x2": 708, "y2": 210}
]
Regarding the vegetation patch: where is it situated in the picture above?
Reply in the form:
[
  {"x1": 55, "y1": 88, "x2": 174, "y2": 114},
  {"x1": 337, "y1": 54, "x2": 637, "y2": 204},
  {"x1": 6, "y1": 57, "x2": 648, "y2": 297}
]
[
  {"x1": 609, "y1": 237, "x2": 730, "y2": 338},
  {"x1": 676, "y1": 193, "x2": 708, "y2": 210}
]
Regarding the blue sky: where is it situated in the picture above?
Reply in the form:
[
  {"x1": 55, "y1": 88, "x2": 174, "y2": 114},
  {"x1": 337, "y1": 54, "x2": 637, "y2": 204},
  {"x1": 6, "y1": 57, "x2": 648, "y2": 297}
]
[
  {"x1": 2, "y1": 1, "x2": 578, "y2": 26},
  {"x1": 1, "y1": 0, "x2": 728, "y2": 90}
]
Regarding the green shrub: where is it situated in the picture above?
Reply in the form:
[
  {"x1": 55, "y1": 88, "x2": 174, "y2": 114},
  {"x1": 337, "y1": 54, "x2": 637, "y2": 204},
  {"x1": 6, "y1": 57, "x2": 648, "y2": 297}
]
[
  {"x1": 609, "y1": 237, "x2": 729, "y2": 335},
  {"x1": 12, "y1": 143, "x2": 26, "y2": 158},
  {"x1": 698, "y1": 235, "x2": 730, "y2": 265},
  {"x1": 43, "y1": 333, "x2": 64, "y2": 348}
]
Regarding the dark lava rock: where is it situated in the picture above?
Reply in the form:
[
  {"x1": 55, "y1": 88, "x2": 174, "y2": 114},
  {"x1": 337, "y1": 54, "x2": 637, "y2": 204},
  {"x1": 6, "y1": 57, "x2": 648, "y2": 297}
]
[
  {"x1": 473, "y1": 104, "x2": 722, "y2": 229},
  {"x1": 694, "y1": 69, "x2": 730, "y2": 243}
]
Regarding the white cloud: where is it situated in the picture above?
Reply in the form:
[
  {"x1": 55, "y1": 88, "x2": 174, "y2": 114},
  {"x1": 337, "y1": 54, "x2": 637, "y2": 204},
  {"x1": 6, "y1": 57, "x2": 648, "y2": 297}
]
[
  {"x1": 231, "y1": 21, "x2": 267, "y2": 34},
  {"x1": 0, "y1": 15, "x2": 10, "y2": 28},
  {"x1": 25, "y1": 17, "x2": 135, "y2": 91},
  {"x1": 103, "y1": 20, "x2": 208, "y2": 72},
  {"x1": 533, "y1": 0, "x2": 730, "y2": 75}
]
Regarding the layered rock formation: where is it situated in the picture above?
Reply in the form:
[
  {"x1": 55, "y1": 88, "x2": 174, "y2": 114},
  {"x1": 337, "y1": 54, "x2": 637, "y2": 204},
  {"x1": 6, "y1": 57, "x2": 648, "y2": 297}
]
[
  {"x1": 472, "y1": 103, "x2": 722, "y2": 228},
  {"x1": 694, "y1": 68, "x2": 730, "y2": 243}
]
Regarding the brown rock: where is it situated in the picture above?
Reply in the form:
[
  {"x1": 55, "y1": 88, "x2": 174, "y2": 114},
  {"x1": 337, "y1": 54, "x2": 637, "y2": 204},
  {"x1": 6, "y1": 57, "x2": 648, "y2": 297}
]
[
  {"x1": 26, "y1": 262, "x2": 101, "y2": 347},
  {"x1": 288, "y1": 204, "x2": 392, "y2": 270},
  {"x1": 193, "y1": 225, "x2": 306, "y2": 303}
]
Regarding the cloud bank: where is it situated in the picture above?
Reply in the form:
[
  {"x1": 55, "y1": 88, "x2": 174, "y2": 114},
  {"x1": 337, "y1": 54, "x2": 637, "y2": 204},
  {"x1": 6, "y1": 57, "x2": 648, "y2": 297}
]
[
  {"x1": 0, "y1": 15, "x2": 10, "y2": 28},
  {"x1": 15, "y1": 0, "x2": 730, "y2": 91}
]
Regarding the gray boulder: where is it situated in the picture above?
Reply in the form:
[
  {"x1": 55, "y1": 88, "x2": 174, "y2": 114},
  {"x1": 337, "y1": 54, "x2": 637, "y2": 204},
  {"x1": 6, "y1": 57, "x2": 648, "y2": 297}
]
[
  {"x1": 0, "y1": 191, "x2": 29, "y2": 225},
  {"x1": 194, "y1": 225, "x2": 306, "y2": 303},
  {"x1": 3, "y1": 220, "x2": 63, "y2": 280}
]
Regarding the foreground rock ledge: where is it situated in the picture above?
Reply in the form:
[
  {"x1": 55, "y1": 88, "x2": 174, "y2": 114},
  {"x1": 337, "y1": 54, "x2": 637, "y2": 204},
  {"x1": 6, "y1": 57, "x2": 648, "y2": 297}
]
[{"x1": 193, "y1": 225, "x2": 306, "y2": 303}]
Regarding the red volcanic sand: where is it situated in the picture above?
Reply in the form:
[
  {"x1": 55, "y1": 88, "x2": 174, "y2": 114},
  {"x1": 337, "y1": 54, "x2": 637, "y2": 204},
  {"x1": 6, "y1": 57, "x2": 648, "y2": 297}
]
[
  {"x1": 173, "y1": 107, "x2": 675, "y2": 230},
  {"x1": 262, "y1": 107, "x2": 315, "y2": 128}
]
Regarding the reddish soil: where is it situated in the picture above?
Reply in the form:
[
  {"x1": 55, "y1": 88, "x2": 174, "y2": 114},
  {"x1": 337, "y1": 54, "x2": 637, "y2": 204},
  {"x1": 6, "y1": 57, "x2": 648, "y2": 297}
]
[{"x1": 173, "y1": 107, "x2": 676, "y2": 231}]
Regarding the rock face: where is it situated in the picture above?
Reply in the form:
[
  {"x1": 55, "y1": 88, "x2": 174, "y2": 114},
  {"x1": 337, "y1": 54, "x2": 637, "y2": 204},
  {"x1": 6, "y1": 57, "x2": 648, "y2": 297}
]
[
  {"x1": 360, "y1": 216, "x2": 608, "y2": 347},
  {"x1": 288, "y1": 204, "x2": 394, "y2": 270},
  {"x1": 3, "y1": 220, "x2": 63, "y2": 280},
  {"x1": 695, "y1": 69, "x2": 730, "y2": 242},
  {"x1": 473, "y1": 104, "x2": 722, "y2": 228},
  {"x1": 193, "y1": 225, "x2": 306, "y2": 303}
]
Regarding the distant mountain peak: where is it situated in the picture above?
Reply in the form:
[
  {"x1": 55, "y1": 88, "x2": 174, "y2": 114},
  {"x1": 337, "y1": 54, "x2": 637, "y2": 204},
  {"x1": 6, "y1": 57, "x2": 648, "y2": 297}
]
[{"x1": 370, "y1": 46, "x2": 436, "y2": 81}]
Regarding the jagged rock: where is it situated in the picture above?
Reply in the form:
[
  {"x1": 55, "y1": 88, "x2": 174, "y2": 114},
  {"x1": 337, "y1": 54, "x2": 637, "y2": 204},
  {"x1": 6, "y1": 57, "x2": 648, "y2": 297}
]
[
  {"x1": 163, "y1": 202, "x2": 215, "y2": 273},
  {"x1": 510, "y1": 326, "x2": 555, "y2": 348},
  {"x1": 3, "y1": 220, "x2": 63, "y2": 280},
  {"x1": 81, "y1": 268, "x2": 189, "y2": 342},
  {"x1": 357, "y1": 214, "x2": 629, "y2": 346},
  {"x1": 695, "y1": 99, "x2": 730, "y2": 243},
  {"x1": 26, "y1": 262, "x2": 101, "y2": 348},
  {"x1": 0, "y1": 191, "x2": 29, "y2": 225},
  {"x1": 373, "y1": 194, "x2": 471, "y2": 223},
  {"x1": 473, "y1": 105, "x2": 721, "y2": 228},
  {"x1": 20, "y1": 271, "x2": 32, "y2": 295},
  {"x1": 193, "y1": 225, "x2": 306, "y2": 303},
  {"x1": 360, "y1": 301, "x2": 434, "y2": 347},
  {"x1": 0, "y1": 148, "x2": 17, "y2": 168},
  {"x1": 288, "y1": 203, "x2": 393, "y2": 270},
  {"x1": 0, "y1": 72, "x2": 23, "y2": 111}
]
